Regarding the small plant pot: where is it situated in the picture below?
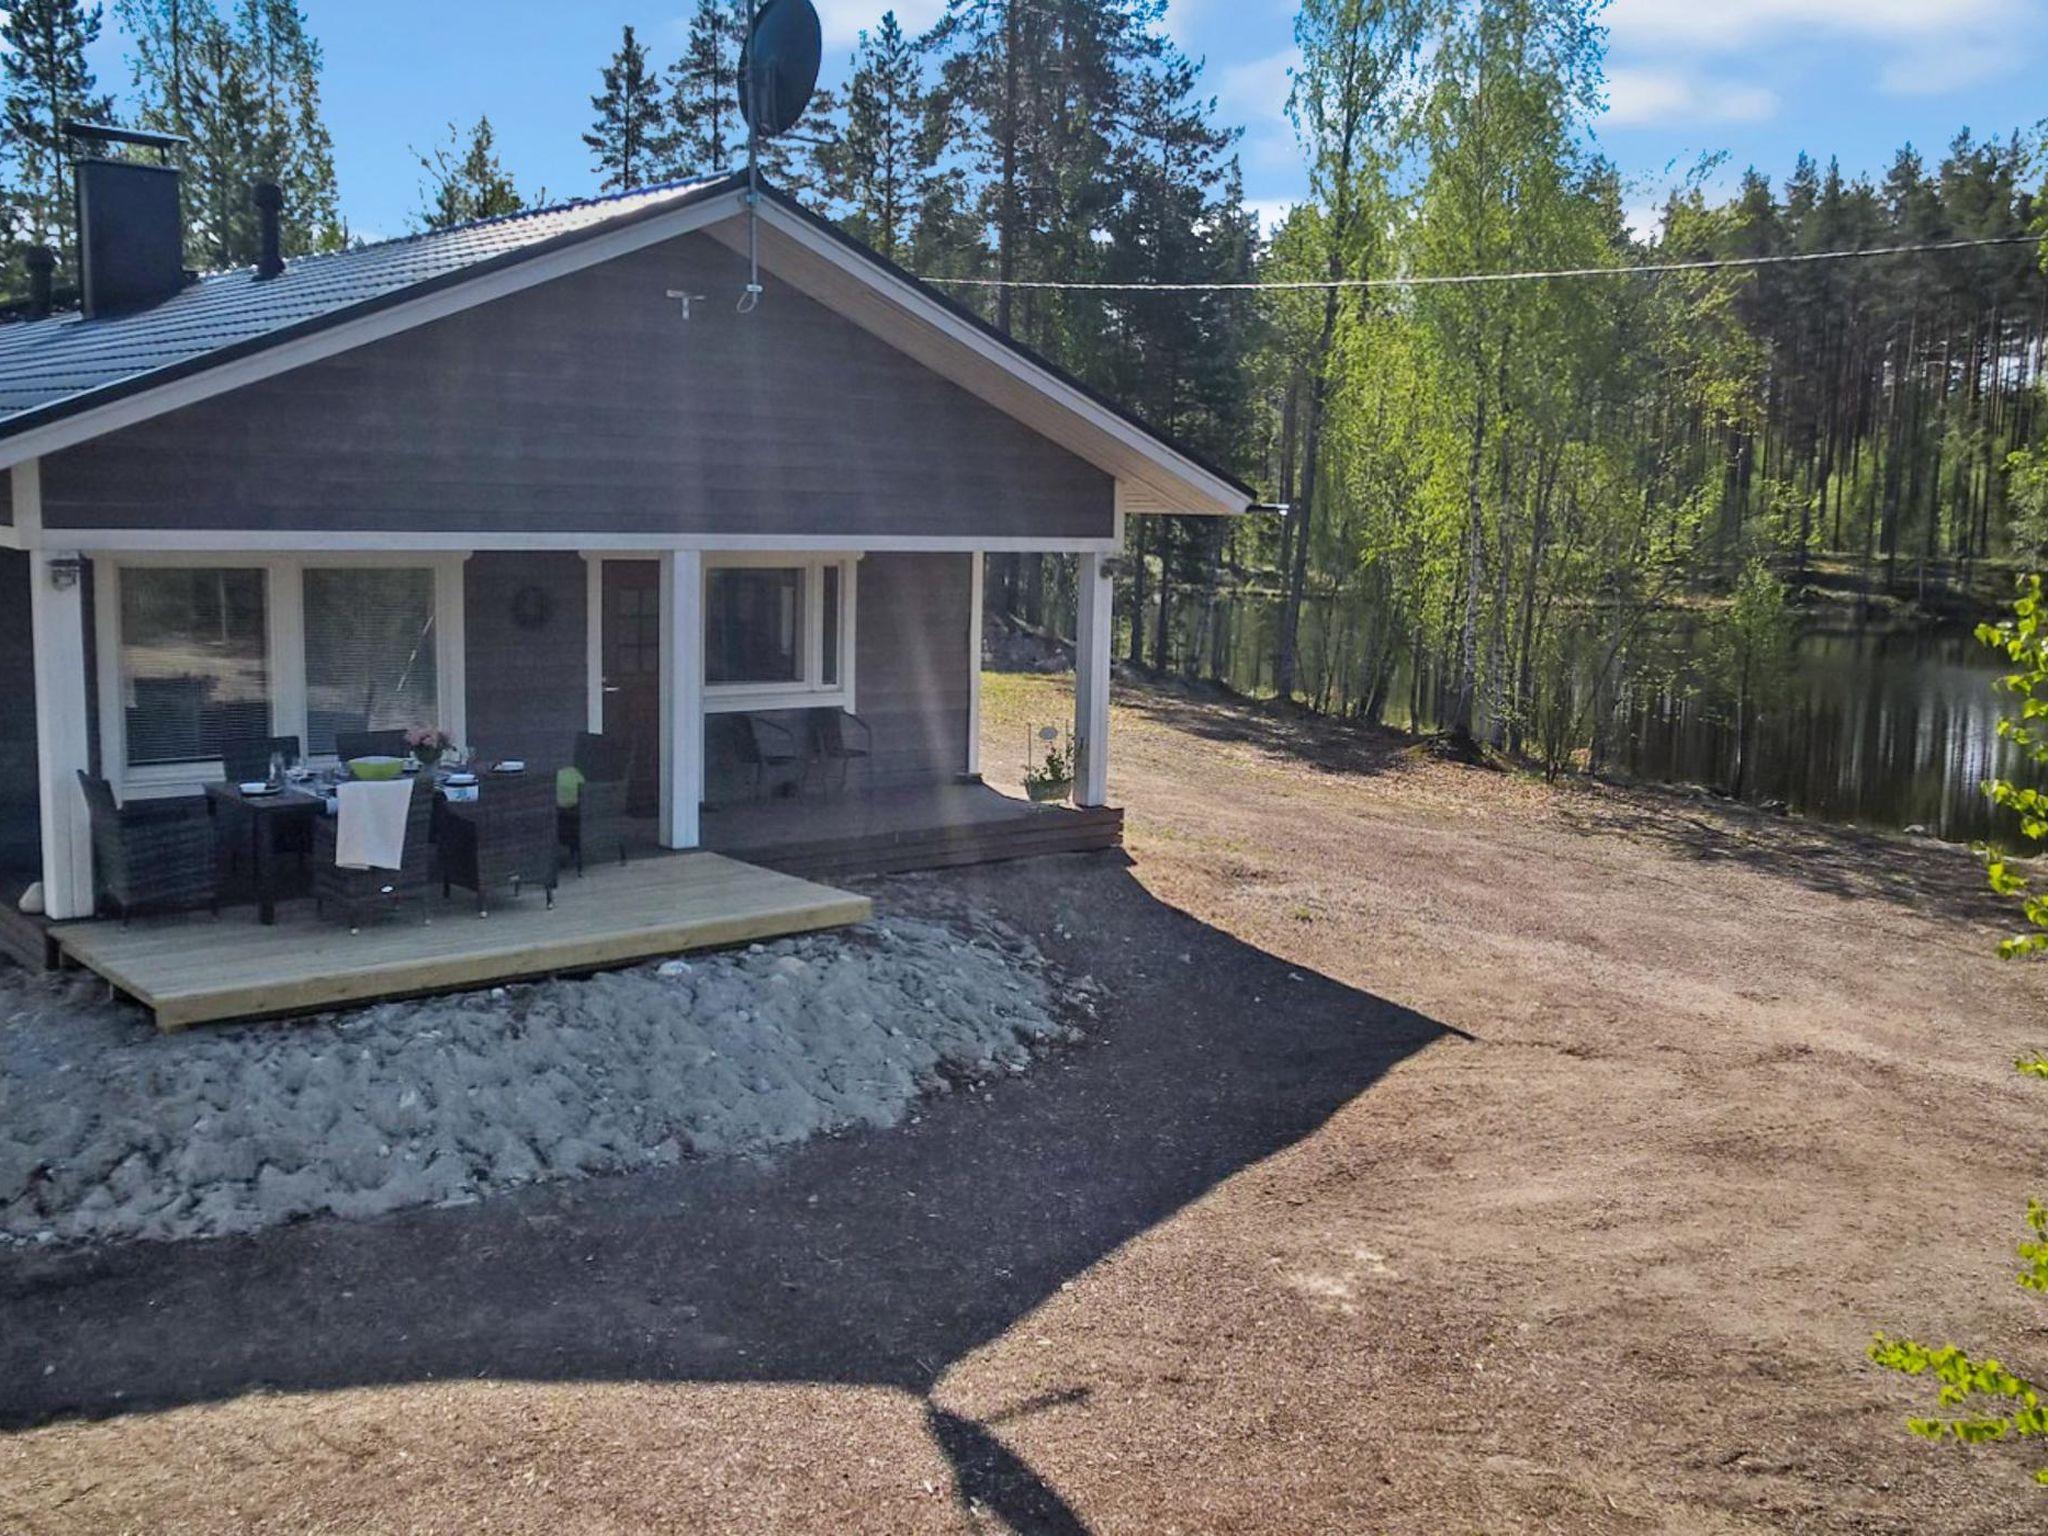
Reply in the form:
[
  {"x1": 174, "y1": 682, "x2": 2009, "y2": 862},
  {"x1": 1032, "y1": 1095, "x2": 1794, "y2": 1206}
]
[{"x1": 1026, "y1": 778, "x2": 1073, "y2": 803}]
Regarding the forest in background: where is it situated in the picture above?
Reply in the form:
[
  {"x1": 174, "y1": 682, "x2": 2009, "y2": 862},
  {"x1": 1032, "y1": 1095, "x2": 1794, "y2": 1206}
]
[{"x1": 5, "y1": 0, "x2": 2048, "y2": 781}]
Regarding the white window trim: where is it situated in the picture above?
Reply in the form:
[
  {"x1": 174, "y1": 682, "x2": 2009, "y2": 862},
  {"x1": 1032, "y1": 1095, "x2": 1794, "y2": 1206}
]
[
  {"x1": 94, "y1": 550, "x2": 469, "y2": 799},
  {"x1": 701, "y1": 552, "x2": 858, "y2": 716}
]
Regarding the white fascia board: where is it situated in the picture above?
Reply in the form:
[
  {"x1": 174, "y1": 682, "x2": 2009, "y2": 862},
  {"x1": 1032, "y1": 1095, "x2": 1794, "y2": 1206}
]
[
  {"x1": 48, "y1": 529, "x2": 1124, "y2": 554},
  {"x1": 0, "y1": 190, "x2": 751, "y2": 472},
  {"x1": 732, "y1": 204, "x2": 1250, "y2": 518}
]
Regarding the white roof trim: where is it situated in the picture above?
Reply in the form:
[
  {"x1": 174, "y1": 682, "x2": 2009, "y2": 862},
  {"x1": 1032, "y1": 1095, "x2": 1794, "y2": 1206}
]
[{"x1": 0, "y1": 189, "x2": 751, "y2": 472}]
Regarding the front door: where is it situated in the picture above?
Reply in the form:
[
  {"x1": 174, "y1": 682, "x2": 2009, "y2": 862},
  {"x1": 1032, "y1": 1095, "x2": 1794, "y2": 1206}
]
[{"x1": 601, "y1": 560, "x2": 663, "y2": 816}]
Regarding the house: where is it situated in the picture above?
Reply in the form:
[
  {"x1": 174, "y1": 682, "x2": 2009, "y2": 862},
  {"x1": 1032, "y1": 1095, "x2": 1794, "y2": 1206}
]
[{"x1": 0, "y1": 145, "x2": 1250, "y2": 954}]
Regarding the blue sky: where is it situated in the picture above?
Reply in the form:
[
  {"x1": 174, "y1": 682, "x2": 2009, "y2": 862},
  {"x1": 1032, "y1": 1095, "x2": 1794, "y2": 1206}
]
[{"x1": 79, "y1": 0, "x2": 2048, "y2": 243}]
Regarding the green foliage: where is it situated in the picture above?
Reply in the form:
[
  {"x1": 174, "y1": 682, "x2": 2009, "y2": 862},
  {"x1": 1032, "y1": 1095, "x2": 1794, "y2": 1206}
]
[
  {"x1": 1976, "y1": 574, "x2": 2048, "y2": 956},
  {"x1": 583, "y1": 24, "x2": 668, "y2": 193},
  {"x1": 412, "y1": 116, "x2": 530, "y2": 232},
  {"x1": 116, "y1": 0, "x2": 344, "y2": 269},
  {"x1": 1, "y1": 0, "x2": 114, "y2": 284},
  {"x1": 1868, "y1": 578, "x2": 2048, "y2": 1488},
  {"x1": 1867, "y1": 1335, "x2": 2048, "y2": 1481},
  {"x1": 668, "y1": 0, "x2": 747, "y2": 179}
]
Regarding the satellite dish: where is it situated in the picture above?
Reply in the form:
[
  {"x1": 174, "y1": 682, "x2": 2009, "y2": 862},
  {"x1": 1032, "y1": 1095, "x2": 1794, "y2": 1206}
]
[{"x1": 739, "y1": 0, "x2": 823, "y2": 139}]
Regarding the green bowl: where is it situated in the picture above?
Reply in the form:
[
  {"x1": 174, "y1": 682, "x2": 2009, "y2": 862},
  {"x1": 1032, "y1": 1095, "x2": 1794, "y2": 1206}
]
[{"x1": 347, "y1": 755, "x2": 405, "y2": 781}]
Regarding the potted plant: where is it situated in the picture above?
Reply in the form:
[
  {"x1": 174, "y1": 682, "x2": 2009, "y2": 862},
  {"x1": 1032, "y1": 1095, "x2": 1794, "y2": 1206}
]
[
  {"x1": 406, "y1": 726, "x2": 455, "y2": 771},
  {"x1": 1024, "y1": 728, "x2": 1075, "y2": 803}
]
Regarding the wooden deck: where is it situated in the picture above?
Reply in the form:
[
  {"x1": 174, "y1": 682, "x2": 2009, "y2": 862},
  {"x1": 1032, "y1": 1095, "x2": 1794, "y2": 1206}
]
[
  {"x1": 702, "y1": 781, "x2": 1124, "y2": 881},
  {"x1": 52, "y1": 852, "x2": 873, "y2": 1031}
]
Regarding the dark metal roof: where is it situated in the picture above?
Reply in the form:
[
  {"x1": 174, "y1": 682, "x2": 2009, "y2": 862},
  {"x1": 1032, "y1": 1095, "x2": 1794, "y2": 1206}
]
[
  {"x1": 0, "y1": 174, "x2": 742, "y2": 432},
  {"x1": 0, "y1": 169, "x2": 1254, "y2": 504}
]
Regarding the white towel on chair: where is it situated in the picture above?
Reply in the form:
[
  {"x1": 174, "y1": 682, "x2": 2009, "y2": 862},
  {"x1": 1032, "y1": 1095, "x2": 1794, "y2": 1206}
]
[{"x1": 335, "y1": 780, "x2": 413, "y2": 871}]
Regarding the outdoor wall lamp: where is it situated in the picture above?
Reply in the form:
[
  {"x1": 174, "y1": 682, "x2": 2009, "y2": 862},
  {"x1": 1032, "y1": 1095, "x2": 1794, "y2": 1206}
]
[{"x1": 46, "y1": 555, "x2": 85, "y2": 591}]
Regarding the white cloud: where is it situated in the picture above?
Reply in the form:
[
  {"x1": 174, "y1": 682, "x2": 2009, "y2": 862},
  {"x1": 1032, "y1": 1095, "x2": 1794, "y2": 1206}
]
[
  {"x1": 1163, "y1": 0, "x2": 1208, "y2": 49},
  {"x1": 1606, "y1": 0, "x2": 2042, "y2": 98},
  {"x1": 1606, "y1": 0, "x2": 2022, "y2": 50},
  {"x1": 811, "y1": 0, "x2": 946, "y2": 50},
  {"x1": 1217, "y1": 47, "x2": 1300, "y2": 172},
  {"x1": 1244, "y1": 197, "x2": 1299, "y2": 236},
  {"x1": 1605, "y1": 67, "x2": 1779, "y2": 128}
]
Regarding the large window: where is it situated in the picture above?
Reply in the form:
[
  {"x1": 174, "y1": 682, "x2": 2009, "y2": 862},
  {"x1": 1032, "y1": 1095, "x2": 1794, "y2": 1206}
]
[
  {"x1": 707, "y1": 567, "x2": 804, "y2": 685},
  {"x1": 119, "y1": 567, "x2": 269, "y2": 766},
  {"x1": 105, "y1": 556, "x2": 462, "y2": 791},
  {"x1": 303, "y1": 567, "x2": 439, "y2": 755},
  {"x1": 702, "y1": 556, "x2": 856, "y2": 710}
]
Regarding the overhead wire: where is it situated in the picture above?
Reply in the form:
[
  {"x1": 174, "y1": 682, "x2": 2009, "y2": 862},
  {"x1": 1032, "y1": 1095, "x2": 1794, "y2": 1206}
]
[{"x1": 913, "y1": 232, "x2": 2048, "y2": 293}]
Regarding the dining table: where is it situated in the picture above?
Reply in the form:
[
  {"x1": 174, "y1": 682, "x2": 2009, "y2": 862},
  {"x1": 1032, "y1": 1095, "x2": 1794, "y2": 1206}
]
[{"x1": 204, "y1": 780, "x2": 324, "y2": 925}]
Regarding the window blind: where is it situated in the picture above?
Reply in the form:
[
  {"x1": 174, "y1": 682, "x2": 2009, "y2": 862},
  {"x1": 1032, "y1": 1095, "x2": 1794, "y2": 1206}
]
[{"x1": 303, "y1": 567, "x2": 439, "y2": 755}]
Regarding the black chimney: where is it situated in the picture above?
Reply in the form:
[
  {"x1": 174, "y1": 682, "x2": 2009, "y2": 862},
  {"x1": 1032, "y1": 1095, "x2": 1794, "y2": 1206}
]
[
  {"x1": 252, "y1": 182, "x2": 284, "y2": 279},
  {"x1": 65, "y1": 120, "x2": 189, "y2": 319},
  {"x1": 23, "y1": 246, "x2": 54, "y2": 319}
]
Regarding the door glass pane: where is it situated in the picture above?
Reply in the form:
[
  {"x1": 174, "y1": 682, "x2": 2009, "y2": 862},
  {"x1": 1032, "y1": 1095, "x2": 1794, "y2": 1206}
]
[
  {"x1": 707, "y1": 567, "x2": 804, "y2": 685},
  {"x1": 820, "y1": 564, "x2": 841, "y2": 687},
  {"x1": 120, "y1": 567, "x2": 269, "y2": 766},
  {"x1": 304, "y1": 567, "x2": 439, "y2": 755}
]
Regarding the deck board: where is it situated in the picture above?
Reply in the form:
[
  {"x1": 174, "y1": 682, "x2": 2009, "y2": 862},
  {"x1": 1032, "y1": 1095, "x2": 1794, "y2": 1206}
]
[{"x1": 53, "y1": 852, "x2": 872, "y2": 1031}]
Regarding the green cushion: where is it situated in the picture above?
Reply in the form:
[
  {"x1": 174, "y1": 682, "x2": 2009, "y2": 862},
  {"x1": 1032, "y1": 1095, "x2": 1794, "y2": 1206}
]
[{"x1": 556, "y1": 766, "x2": 585, "y2": 809}]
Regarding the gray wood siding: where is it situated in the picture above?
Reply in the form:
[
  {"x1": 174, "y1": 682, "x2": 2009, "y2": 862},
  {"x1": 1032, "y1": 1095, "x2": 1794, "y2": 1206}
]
[
  {"x1": 853, "y1": 552, "x2": 971, "y2": 788},
  {"x1": 40, "y1": 234, "x2": 1115, "y2": 540},
  {"x1": 0, "y1": 552, "x2": 38, "y2": 870},
  {"x1": 464, "y1": 551, "x2": 589, "y2": 770},
  {"x1": 704, "y1": 552, "x2": 969, "y2": 802}
]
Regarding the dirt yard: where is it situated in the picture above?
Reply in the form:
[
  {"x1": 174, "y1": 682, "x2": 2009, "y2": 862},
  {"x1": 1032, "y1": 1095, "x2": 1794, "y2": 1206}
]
[{"x1": 4, "y1": 671, "x2": 2044, "y2": 1533}]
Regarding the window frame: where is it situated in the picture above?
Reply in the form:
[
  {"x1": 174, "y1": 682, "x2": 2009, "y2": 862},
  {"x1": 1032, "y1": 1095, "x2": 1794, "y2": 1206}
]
[
  {"x1": 699, "y1": 552, "x2": 858, "y2": 716},
  {"x1": 94, "y1": 552, "x2": 468, "y2": 798}
]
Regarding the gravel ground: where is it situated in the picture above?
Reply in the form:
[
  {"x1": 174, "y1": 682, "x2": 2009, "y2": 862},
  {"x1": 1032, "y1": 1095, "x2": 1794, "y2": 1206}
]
[{"x1": 0, "y1": 909, "x2": 1088, "y2": 1246}]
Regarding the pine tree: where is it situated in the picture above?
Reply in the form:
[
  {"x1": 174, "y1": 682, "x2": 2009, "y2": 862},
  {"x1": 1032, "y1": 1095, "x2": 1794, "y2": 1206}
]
[
  {"x1": 1, "y1": 0, "x2": 115, "y2": 283},
  {"x1": 120, "y1": 0, "x2": 342, "y2": 269},
  {"x1": 234, "y1": 0, "x2": 344, "y2": 252},
  {"x1": 414, "y1": 116, "x2": 529, "y2": 231},
  {"x1": 668, "y1": 0, "x2": 747, "y2": 177},
  {"x1": 819, "y1": 11, "x2": 932, "y2": 261},
  {"x1": 585, "y1": 24, "x2": 670, "y2": 192}
]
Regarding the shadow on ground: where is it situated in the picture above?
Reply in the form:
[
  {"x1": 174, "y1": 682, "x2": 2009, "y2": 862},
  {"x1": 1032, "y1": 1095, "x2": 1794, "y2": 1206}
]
[
  {"x1": 0, "y1": 856, "x2": 1452, "y2": 1529},
  {"x1": 1114, "y1": 678, "x2": 1419, "y2": 781},
  {"x1": 1560, "y1": 787, "x2": 2011, "y2": 926}
]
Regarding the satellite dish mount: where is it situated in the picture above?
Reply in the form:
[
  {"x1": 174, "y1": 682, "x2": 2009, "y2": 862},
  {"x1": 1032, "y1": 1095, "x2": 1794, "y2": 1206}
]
[{"x1": 736, "y1": 0, "x2": 822, "y2": 315}]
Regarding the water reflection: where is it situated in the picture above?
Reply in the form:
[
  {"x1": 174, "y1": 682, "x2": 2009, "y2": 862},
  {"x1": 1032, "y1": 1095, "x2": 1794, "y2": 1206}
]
[
  {"x1": 1614, "y1": 632, "x2": 2017, "y2": 844},
  {"x1": 1153, "y1": 588, "x2": 2027, "y2": 844}
]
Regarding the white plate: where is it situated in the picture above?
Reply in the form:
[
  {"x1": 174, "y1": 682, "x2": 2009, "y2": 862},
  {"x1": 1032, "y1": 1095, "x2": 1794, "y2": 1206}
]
[
  {"x1": 238, "y1": 781, "x2": 279, "y2": 796},
  {"x1": 444, "y1": 773, "x2": 478, "y2": 787},
  {"x1": 495, "y1": 760, "x2": 527, "y2": 773}
]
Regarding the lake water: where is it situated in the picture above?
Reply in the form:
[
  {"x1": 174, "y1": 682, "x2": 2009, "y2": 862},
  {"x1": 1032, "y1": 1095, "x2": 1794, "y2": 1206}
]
[
  {"x1": 1608, "y1": 630, "x2": 2018, "y2": 845},
  {"x1": 1168, "y1": 590, "x2": 2025, "y2": 843}
]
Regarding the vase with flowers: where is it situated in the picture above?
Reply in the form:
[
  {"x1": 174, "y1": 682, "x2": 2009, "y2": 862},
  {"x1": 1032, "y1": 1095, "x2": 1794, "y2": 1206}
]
[{"x1": 407, "y1": 726, "x2": 455, "y2": 772}]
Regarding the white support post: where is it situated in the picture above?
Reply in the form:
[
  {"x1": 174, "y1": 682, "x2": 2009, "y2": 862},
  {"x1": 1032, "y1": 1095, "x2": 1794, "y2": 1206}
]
[
  {"x1": 28, "y1": 538, "x2": 95, "y2": 918},
  {"x1": 658, "y1": 549, "x2": 705, "y2": 849},
  {"x1": 966, "y1": 551, "x2": 984, "y2": 778},
  {"x1": 1074, "y1": 551, "x2": 1112, "y2": 808}
]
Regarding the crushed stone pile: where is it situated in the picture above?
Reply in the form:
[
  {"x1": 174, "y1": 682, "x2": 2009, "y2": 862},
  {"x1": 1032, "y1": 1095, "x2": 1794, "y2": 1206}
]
[{"x1": 0, "y1": 912, "x2": 1089, "y2": 1247}]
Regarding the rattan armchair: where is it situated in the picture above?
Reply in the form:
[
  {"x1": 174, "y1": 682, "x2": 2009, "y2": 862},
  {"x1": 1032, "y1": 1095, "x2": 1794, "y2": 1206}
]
[
  {"x1": 441, "y1": 773, "x2": 558, "y2": 915},
  {"x1": 313, "y1": 778, "x2": 435, "y2": 932},
  {"x1": 559, "y1": 731, "x2": 632, "y2": 875},
  {"x1": 75, "y1": 771, "x2": 219, "y2": 921},
  {"x1": 334, "y1": 728, "x2": 409, "y2": 762}
]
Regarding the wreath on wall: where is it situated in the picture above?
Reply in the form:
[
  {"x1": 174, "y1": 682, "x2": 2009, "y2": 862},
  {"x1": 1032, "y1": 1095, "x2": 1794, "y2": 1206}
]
[{"x1": 510, "y1": 584, "x2": 553, "y2": 632}]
